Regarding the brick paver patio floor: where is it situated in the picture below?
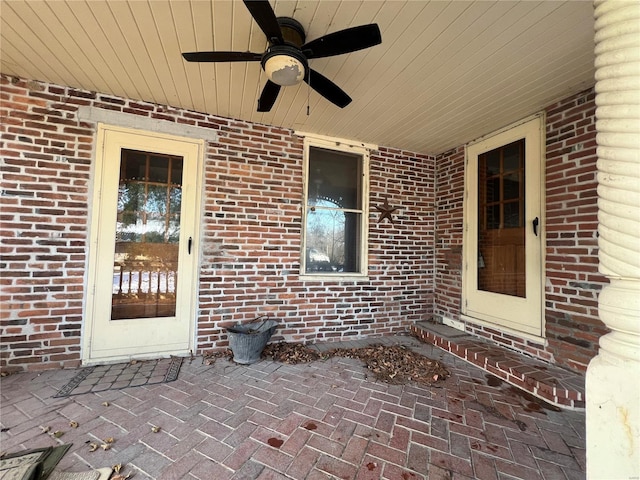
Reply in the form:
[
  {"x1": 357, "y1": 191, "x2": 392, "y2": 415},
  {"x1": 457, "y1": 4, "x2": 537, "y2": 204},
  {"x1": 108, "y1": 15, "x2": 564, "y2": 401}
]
[{"x1": 0, "y1": 336, "x2": 586, "y2": 479}]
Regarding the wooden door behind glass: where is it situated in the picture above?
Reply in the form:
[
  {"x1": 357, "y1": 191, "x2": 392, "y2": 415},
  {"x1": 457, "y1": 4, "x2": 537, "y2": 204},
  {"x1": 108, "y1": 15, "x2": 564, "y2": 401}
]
[
  {"x1": 477, "y1": 140, "x2": 525, "y2": 298},
  {"x1": 112, "y1": 149, "x2": 183, "y2": 320}
]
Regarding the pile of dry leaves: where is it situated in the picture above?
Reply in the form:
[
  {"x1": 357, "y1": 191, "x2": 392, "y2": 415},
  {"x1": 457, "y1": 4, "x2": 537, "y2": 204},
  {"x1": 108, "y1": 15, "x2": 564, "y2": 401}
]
[{"x1": 262, "y1": 342, "x2": 449, "y2": 386}]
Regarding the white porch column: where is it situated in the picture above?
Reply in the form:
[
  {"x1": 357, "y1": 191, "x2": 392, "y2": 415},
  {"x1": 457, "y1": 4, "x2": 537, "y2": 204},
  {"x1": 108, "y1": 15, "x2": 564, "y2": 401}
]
[{"x1": 587, "y1": 1, "x2": 640, "y2": 478}]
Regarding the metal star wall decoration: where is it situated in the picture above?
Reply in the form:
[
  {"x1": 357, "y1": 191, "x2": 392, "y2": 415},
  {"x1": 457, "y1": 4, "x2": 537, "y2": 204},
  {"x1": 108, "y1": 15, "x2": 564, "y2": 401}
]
[{"x1": 376, "y1": 197, "x2": 399, "y2": 224}]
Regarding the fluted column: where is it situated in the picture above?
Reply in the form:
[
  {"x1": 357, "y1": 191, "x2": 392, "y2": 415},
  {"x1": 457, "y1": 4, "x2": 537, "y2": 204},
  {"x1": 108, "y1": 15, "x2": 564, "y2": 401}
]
[{"x1": 587, "y1": 1, "x2": 640, "y2": 478}]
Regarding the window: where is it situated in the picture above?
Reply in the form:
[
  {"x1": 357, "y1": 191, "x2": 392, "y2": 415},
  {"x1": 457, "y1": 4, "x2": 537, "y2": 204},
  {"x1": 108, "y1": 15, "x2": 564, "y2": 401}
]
[{"x1": 302, "y1": 138, "x2": 369, "y2": 276}]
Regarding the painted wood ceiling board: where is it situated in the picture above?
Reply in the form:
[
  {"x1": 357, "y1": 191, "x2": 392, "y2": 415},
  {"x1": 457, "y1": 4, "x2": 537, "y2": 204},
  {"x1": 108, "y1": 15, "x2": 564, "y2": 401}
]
[
  {"x1": 2, "y1": 2, "x2": 87, "y2": 89},
  {"x1": 105, "y1": 1, "x2": 167, "y2": 105},
  {"x1": 184, "y1": 0, "x2": 217, "y2": 115},
  {"x1": 228, "y1": 1, "x2": 256, "y2": 121},
  {"x1": 411, "y1": 2, "x2": 592, "y2": 130},
  {"x1": 22, "y1": 1, "x2": 111, "y2": 94},
  {"x1": 172, "y1": 1, "x2": 206, "y2": 114},
  {"x1": 382, "y1": 2, "x2": 589, "y2": 150},
  {"x1": 414, "y1": 49, "x2": 596, "y2": 153},
  {"x1": 0, "y1": 20, "x2": 51, "y2": 85},
  {"x1": 84, "y1": 1, "x2": 153, "y2": 104},
  {"x1": 148, "y1": 1, "x2": 197, "y2": 111},
  {"x1": 294, "y1": 0, "x2": 387, "y2": 136},
  {"x1": 127, "y1": 1, "x2": 181, "y2": 107},
  {"x1": 363, "y1": 1, "x2": 543, "y2": 147},
  {"x1": 210, "y1": 0, "x2": 234, "y2": 117},
  {"x1": 314, "y1": 0, "x2": 465, "y2": 138},
  {"x1": 58, "y1": 1, "x2": 139, "y2": 101}
]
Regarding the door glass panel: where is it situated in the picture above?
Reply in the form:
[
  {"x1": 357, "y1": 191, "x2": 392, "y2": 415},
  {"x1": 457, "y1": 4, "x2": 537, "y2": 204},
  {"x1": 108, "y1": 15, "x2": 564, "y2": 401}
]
[
  {"x1": 477, "y1": 139, "x2": 526, "y2": 297},
  {"x1": 112, "y1": 149, "x2": 183, "y2": 320}
]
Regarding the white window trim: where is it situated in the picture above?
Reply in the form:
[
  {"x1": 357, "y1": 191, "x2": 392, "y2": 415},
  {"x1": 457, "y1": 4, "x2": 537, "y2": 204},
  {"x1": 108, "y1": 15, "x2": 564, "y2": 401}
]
[{"x1": 300, "y1": 135, "x2": 371, "y2": 280}]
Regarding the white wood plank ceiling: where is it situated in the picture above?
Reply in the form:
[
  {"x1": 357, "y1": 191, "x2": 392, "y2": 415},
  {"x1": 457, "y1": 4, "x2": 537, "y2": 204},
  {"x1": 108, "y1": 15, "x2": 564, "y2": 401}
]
[{"x1": 0, "y1": 0, "x2": 596, "y2": 154}]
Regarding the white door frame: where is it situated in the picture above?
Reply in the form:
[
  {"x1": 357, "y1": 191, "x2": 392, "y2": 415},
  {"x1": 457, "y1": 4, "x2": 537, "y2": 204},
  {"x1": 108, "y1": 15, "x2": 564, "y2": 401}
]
[
  {"x1": 462, "y1": 114, "x2": 545, "y2": 338},
  {"x1": 83, "y1": 123, "x2": 204, "y2": 364}
]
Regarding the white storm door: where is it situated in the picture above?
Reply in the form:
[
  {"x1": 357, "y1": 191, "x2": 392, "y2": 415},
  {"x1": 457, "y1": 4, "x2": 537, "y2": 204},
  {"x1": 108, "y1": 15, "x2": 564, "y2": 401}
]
[
  {"x1": 462, "y1": 116, "x2": 543, "y2": 337},
  {"x1": 84, "y1": 125, "x2": 203, "y2": 363}
]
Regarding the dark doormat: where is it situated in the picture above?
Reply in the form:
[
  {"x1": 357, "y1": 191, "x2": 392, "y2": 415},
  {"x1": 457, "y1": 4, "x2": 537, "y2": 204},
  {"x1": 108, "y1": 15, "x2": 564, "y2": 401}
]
[
  {"x1": 54, "y1": 356, "x2": 183, "y2": 398},
  {"x1": 0, "y1": 444, "x2": 112, "y2": 479},
  {"x1": 0, "y1": 444, "x2": 71, "y2": 480}
]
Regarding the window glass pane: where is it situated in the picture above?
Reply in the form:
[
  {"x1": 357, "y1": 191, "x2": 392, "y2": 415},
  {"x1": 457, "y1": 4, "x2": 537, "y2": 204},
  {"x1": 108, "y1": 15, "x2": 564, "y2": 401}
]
[
  {"x1": 504, "y1": 201, "x2": 521, "y2": 228},
  {"x1": 113, "y1": 149, "x2": 184, "y2": 319},
  {"x1": 477, "y1": 139, "x2": 526, "y2": 298},
  {"x1": 487, "y1": 178, "x2": 500, "y2": 203},
  {"x1": 487, "y1": 205, "x2": 500, "y2": 229},
  {"x1": 309, "y1": 147, "x2": 360, "y2": 210},
  {"x1": 122, "y1": 151, "x2": 147, "y2": 181},
  {"x1": 305, "y1": 209, "x2": 361, "y2": 273},
  {"x1": 148, "y1": 155, "x2": 169, "y2": 182},
  {"x1": 503, "y1": 141, "x2": 522, "y2": 172},
  {"x1": 486, "y1": 150, "x2": 500, "y2": 175},
  {"x1": 503, "y1": 172, "x2": 521, "y2": 200}
]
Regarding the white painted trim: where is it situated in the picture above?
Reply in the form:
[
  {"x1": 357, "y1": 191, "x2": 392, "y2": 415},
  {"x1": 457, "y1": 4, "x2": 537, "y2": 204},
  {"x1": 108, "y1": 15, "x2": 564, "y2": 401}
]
[
  {"x1": 295, "y1": 130, "x2": 378, "y2": 151},
  {"x1": 77, "y1": 106, "x2": 218, "y2": 143},
  {"x1": 441, "y1": 316, "x2": 465, "y2": 331},
  {"x1": 466, "y1": 112, "x2": 544, "y2": 148},
  {"x1": 300, "y1": 136, "x2": 370, "y2": 277}
]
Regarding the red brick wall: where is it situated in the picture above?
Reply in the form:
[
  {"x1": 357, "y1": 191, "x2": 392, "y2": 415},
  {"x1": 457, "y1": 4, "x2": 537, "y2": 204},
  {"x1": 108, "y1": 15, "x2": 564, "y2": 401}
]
[
  {"x1": 433, "y1": 88, "x2": 608, "y2": 373},
  {"x1": 544, "y1": 89, "x2": 609, "y2": 371},
  {"x1": 0, "y1": 74, "x2": 435, "y2": 372}
]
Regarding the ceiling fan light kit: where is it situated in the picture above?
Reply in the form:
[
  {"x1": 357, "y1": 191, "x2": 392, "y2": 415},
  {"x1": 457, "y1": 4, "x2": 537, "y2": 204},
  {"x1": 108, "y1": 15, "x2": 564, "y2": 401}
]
[
  {"x1": 262, "y1": 45, "x2": 308, "y2": 86},
  {"x1": 182, "y1": 0, "x2": 381, "y2": 112}
]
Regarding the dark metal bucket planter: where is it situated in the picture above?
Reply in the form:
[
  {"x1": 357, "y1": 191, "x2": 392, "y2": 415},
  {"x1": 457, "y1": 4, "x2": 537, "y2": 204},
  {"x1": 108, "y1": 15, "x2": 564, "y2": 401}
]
[{"x1": 226, "y1": 317, "x2": 278, "y2": 364}]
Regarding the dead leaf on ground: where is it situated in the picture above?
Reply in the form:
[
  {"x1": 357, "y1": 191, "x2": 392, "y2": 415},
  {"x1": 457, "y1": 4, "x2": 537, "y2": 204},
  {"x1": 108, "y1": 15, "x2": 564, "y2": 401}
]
[
  {"x1": 202, "y1": 349, "x2": 233, "y2": 365},
  {"x1": 112, "y1": 473, "x2": 133, "y2": 480},
  {"x1": 262, "y1": 342, "x2": 449, "y2": 386},
  {"x1": 262, "y1": 343, "x2": 320, "y2": 364}
]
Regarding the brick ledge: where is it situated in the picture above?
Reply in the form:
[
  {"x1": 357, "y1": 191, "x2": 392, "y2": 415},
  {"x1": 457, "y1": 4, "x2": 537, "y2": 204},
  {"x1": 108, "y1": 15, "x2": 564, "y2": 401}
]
[{"x1": 411, "y1": 322, "x2": 585, "y2": 410}]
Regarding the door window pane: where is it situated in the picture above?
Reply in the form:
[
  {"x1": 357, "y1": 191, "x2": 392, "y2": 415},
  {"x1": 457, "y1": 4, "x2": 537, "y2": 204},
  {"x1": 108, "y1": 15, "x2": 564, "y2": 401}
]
[
  {"x1": 112, "y1": 149, "x2": 183, "y2": 319},
  {"x1": 477, "y1": 139, "x2": 526, "y2": 297}
]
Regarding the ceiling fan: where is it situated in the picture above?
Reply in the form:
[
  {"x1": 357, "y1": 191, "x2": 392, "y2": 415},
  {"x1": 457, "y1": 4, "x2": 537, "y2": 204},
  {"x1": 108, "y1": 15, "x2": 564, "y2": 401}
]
[{"x1": 182, "y1": 0, "x2": 382, "y2": 112}]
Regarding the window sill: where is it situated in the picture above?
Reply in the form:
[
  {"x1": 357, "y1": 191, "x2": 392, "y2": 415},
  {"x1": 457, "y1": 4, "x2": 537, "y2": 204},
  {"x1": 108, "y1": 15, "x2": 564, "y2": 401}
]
[{"x1": 300, "y1": 273, "x2": 369, "y2": 282}]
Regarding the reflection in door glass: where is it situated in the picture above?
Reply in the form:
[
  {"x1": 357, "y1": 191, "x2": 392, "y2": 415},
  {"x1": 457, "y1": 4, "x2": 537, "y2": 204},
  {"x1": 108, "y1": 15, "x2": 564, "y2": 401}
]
[
  {"x1": 477, "y1": 140, "x2": 526, "y2": 297},
  {"x1": 112, "y1": 149, "x2": 183, "y2": 319}
]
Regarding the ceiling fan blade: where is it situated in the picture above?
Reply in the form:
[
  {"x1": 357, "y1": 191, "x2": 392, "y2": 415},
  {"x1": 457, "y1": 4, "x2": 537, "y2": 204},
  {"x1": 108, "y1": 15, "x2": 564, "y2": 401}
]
[
  {"x1": 243, "y1": 0, "x2": 283, "y2": 44},
  {"x1": 305, "y1": 69, "x2": 351, "y2": 108},
  {"x1": 303, "y1": 24, "x2": 381, "y2": 59},
  {"x1": 182, "y1": 51, "x2": 262, "y2": 62},
  {"x1": 257, "y1": 80, "x2": 281, "y2": 112}
]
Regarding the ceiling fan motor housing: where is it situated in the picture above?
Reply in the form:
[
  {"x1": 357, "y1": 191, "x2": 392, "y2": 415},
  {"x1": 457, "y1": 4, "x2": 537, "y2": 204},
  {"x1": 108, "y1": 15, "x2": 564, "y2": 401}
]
[
  {"x1": 262, "y1": 18, "x2": 308, "y2": 86},
  {"x1": 276, "y1": 17, "x2": 306, "y2": 46}
]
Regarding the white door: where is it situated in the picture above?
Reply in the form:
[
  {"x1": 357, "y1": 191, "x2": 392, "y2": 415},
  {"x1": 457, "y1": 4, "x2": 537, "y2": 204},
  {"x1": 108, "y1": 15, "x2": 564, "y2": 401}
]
[
  {"x1": 462, "y1": 116, "x2": 543, "y2": 337},
  {"x1": 84, "y1": 124, "x2": 203, "y2": 363}
]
